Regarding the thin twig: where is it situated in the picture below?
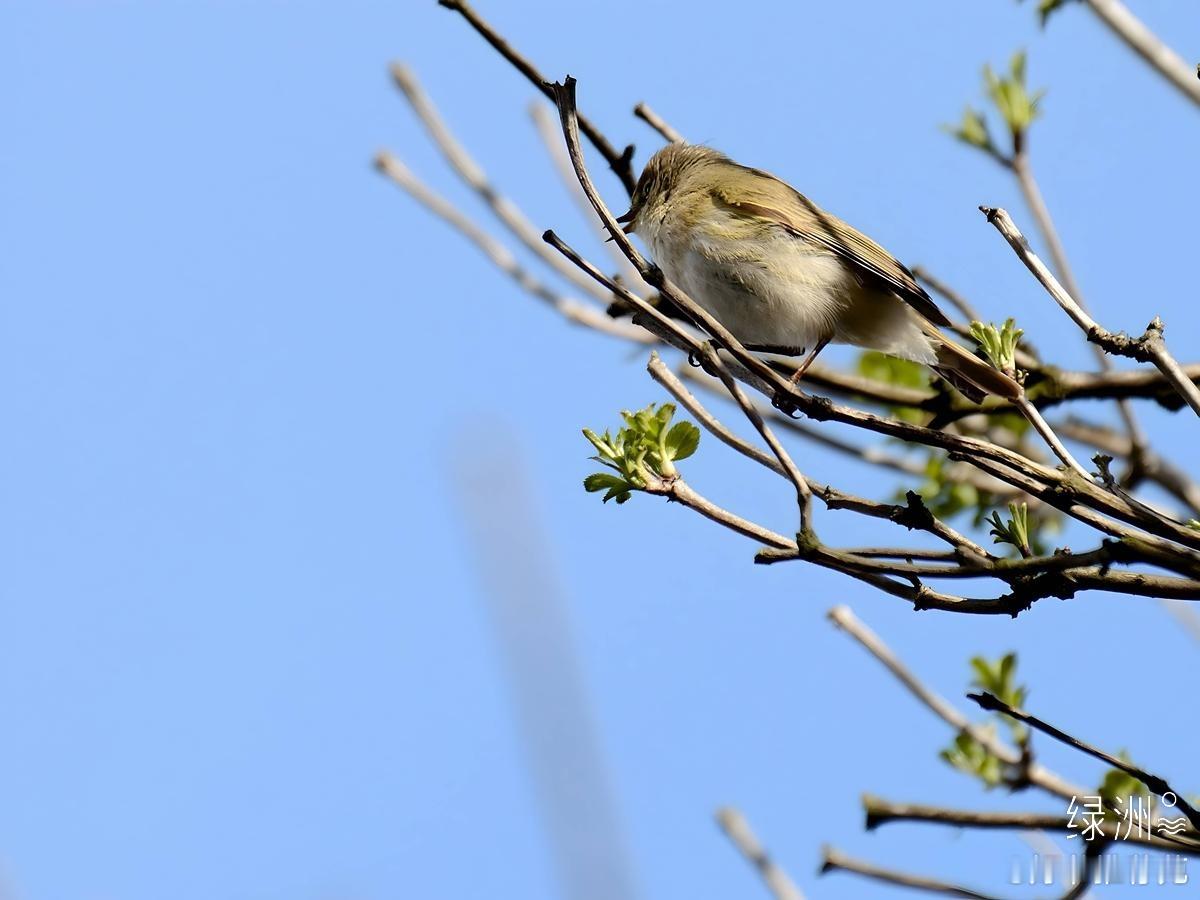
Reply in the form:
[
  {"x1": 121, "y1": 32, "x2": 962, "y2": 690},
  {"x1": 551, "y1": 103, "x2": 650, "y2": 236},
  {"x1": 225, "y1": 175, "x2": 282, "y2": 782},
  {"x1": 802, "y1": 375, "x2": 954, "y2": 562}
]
[
  {"x1": 980, "y1": 206, "x2": 1200, "y2": 417},
  {"x1": 373, "y1": 152, "x2": 651, "y2": 341},
  {"x1": 389, "y1": 62, "x2": 614, "y2": 302},
  {"x1": 716, "y1": 807, "x2": 805, "y2": 900},
  {"x1": 529, "y1": 102, "x2": 642, "y2": 287},
  {"x1": 912, "y1": 266, "x2": 983, "y2": 323},
  {"x1": 633, "y1": 102, "x2": 684, "y2": 143},
  {"x1": 828, "y1": 605, "x2": 1086, "y2": 799},
  {"x1": 968, "y1": 691, "x2": 1200, "y2": 832},
  {"x1": 701, "y1": 345, "x2": 815, "y2": 536},
  {"x1": 1053, "y1": 416, "x2": 1200, "y2": 514},
  {"x1": 820, "y1": 846, "x2": 999, "y2": 899},
  {"x1": 658, "y1": 479, "x2": 795, "y2": 550},
  {"x1": 1083, "y1": 0, "x2": 1200, "y2": 108},
  {"x1": 648, "y1": 353, "x2": 787, "y2": 478},
  {"x1": 862, "y1": 795, "x2": 1197, "y2": 853},
  {"x1": 649, "y1": 355, "x2": 995, "y2": 561},
  {"x1": 437, "y1": 0, "x2": 638, "y2": 193},
  {"x1": 1010, "y1": 151, "x2": 1151, "y2": 471},
  {"x1": 1013, "y1": 394, "x2": 1092, "y2": 480},
  {"x1": 678, "y1": 365, "x2": 941, "y2": 483}
]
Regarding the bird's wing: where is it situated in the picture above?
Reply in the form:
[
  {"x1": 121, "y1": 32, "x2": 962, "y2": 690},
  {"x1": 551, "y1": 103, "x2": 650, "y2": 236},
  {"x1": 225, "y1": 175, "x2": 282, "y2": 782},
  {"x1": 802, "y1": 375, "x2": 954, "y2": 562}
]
[{"x1": 712, "y1": 170, "x2": 952, "y2": 328}]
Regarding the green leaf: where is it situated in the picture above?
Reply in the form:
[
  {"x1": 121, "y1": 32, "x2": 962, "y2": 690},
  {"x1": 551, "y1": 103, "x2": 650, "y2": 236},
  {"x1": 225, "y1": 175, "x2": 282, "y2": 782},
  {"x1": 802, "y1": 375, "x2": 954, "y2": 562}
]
[
  {"x1": 986, "y1": 502, "x2": 1034, "y2": 557},
  {"x1": 1098, "y1": 758, "x2": 1145, "y2": 813},
  {"x1": 982, "y1": 50, "x2": 1044, "y2": 137},
  {"x1": 583, "y1": 472, "x2": 625, "y2": 493},
  {"x1": 967, "y1": 653, "x2": 1028, "y2": 743},
  {"x1": 1021, "y1": 0, "x2": 1076, "y2": 28},
  {"x1": 665, "y1": 421, "x2": 700, "y2": 461},
  {"x1": 582, "y1": 428, "x2": 615, "y2": 461},
  {"x1": 943, "y1": 106, "x2": 999, "y2": 156},
  {"x1": 583, "y1": 472, "x2": 633, "y2": 505},
  {"x1": 940, "y1": 728, "x2": 1004, "y2": 789},
  {"x1": 857, "y1": 350, "x2": 928, "y2": 389}
]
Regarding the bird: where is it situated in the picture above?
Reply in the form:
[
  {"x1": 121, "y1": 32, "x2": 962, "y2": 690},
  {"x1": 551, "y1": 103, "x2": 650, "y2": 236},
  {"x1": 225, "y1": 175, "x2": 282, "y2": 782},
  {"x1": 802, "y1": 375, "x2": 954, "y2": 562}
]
[{"x1": 615, "y1": 143, "x2": 1020, "y2": 402}]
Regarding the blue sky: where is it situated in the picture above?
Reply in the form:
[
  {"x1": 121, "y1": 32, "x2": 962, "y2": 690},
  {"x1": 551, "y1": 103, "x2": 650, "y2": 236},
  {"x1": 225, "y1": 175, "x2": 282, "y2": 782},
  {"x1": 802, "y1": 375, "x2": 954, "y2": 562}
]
[{"x1": 3, "y1": 1, "x2": 1199, "y2": 898}]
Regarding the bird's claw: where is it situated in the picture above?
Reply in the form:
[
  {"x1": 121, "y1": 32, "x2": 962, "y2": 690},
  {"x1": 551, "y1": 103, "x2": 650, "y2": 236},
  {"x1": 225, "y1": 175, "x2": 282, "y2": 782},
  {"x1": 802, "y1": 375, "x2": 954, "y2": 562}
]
[{"x1": 771, "y1": 391, "x2": 801, "y2": 418}]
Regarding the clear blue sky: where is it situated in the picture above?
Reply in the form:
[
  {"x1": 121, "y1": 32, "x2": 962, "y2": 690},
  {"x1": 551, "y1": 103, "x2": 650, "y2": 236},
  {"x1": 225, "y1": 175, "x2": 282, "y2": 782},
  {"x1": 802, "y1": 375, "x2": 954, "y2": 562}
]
[{"x1": 3, "y1": 2, "x2": 1198, "y2": 898}]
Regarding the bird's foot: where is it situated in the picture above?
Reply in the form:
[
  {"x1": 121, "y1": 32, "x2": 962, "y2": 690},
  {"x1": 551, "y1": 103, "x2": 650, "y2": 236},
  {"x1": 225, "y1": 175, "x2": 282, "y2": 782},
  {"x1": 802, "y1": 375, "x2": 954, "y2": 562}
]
[{"x1": 771, "y1": 390, "x2": 802, "y2": 418}]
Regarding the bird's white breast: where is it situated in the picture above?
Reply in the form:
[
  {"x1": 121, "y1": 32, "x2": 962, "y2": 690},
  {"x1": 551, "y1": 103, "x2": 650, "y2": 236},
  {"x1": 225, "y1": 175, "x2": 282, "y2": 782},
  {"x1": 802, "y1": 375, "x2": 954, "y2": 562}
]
[
  {"x1": 638, "y1": 206, "x2": 936, "y2": 364},
  {"x1": 641, "y1": 209, "x2": 852, "y2": 353}
]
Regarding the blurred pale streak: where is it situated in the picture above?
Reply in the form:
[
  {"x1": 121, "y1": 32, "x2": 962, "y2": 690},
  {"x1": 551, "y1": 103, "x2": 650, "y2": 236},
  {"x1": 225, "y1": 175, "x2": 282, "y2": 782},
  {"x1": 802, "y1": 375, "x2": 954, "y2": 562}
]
[{"x1": 448, "y1": 423, "x2": 640, "y2": 900}]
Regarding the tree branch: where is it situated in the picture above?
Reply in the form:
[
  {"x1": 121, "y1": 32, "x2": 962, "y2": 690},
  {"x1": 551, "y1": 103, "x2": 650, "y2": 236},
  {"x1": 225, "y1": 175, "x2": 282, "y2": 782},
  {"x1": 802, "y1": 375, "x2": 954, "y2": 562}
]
[
  {"x1": 828, "y1": 605, "x2": 1087, "y2": 798},
  {"x1": 1009, "y1": 149, "x2": 1151, "y2": 473},
  {"x1": 633, "y1": 102, "x2": 684, "y2": 144},
  {"x1": 436, "y1": 0, "x2": 638, "y2": 193},
  {"x1": 373, "y1": 151, "x2": 650, "y2": 341},
  {"x1": 529, "y1": 101, "x2": 642, "y2": 287},
  {"x1": 716, "y1": 807, "x2": 805, "y2": 900},
  {"x1": 701, "y1": 345, "x2": 815, "y2": 536},
  {"x1": 980, "y1": 206, "x2": 1200, "y2": 417},
  {"x1": 1083, "y1": 0, "x2": 1200, "y2": 108},
  {"x1": 820, "y1": 845, "x2": 999, "y2": 899},
  {"x1": 968, "y1": 691, "x2": 1200, "y2": 833},
  {"x1": 863, "y1": 795, "x2": 1197, "y2": 853},
  {"x1": 389, "y1": 62, "x2": 612, "y2": 303}
]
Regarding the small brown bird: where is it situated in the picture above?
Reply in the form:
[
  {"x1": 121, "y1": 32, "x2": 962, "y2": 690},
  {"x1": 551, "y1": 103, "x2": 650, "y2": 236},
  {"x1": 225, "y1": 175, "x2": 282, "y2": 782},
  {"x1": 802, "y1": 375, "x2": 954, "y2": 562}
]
[{"x1": 617, "y1": 143, "x2": 1020, "y2": 401}]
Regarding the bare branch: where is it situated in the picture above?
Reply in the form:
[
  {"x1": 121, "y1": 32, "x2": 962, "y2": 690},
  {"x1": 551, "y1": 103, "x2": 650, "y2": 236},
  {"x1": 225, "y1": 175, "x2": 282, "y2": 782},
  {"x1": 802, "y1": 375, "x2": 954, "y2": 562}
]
[
  {"x1": 676, "y1": 365, "x2": 940, "y2": 484},
  {"x1": 968, "y1": 691, "x2": 1200, "y2": 833},
  {"x1": 828, "y1": 605, "x2": 1087, "y2": 799},
  {"x1": 648, "y1": 356, "x2": 997, "y2": 561},
  {"x1": 865, "y1": 796, "x2": 1063, "y2": 832},
  {"x1": 373, "y1": 152, "x2": 651, "y2": 342},
  {"x1": 912, "y1": 266, "x2": 984, "y2": 323},
  {"x1": 701, "y1": 345, "x2": 815, "y2": 536},
  {"x1": 1054, "y1": 416, "x2": 1200, "y2": 515},
  {"x1": 648, "y1": 353, "x2": 787, "y2": 478},
  {"x1": 1084, "y1": 0, "x2": 1200, "y2": 108},
  {"x1": 1012, "y1": 394, "x2": 1091, "y2": 480},
  {"x1": 716, "y1": 807, "x2": 805, "y2": 900},
  {"x1": 653, "y1": 478, "x2": 795, "y2": 550},
  {"x1": 389, "y1": 63, "x2": 612, "y2": 302},
  {"x1": 863, "y1": 795, "x2": 1199, "y2": 853},
  {"x1": 633, "y1": 102, "x2": 684, "y2": 144},
  {"x1": 529, "y1": 102, "x2": 642, "y2": 287},
  {"x1": 820, "y1": 845, "x2": 999, "y2": 899},
  {"x1": 980, "y1": 206, "x2": 1200, "y2": 417},
  {"x1": 1010, "y1": 150, "x2": 1151, "y2": 468},
  {"x1": 437, "y1": 0, "x2": 638, "y2": 193}
]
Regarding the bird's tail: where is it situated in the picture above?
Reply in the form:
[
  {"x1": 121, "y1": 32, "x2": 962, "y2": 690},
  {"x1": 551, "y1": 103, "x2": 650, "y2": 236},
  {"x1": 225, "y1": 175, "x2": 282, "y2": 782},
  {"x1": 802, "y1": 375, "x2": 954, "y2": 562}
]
[{"x1": 927, "y1": 331, "x2": 1022, "y2": 403}]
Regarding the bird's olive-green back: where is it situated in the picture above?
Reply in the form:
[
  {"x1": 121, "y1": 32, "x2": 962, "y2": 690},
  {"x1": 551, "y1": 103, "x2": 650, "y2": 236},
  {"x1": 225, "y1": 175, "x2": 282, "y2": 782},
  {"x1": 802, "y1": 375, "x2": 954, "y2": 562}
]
[{"x1": 706, "y1": 160, "x2": 951, "y2": 327}]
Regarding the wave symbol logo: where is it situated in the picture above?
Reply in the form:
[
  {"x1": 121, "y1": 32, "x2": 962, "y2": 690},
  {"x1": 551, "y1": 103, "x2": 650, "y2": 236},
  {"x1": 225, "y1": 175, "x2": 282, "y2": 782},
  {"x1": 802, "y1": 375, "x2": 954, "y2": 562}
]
[{"x1": 1157, "y1": 817, "x2": 1189, "y2": 836}]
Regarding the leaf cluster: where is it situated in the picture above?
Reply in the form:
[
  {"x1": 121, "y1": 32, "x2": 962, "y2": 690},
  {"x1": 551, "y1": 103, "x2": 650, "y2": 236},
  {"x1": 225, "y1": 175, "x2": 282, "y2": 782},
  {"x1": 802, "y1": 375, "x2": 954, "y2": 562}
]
[
  {"x1": 582, "y1": 403, "x2": 700, "y2": 504},
  {"x1": 970, "y1": 318, "x2": 1024, "y2": 374},
  {"x1": 941, "y1": 653, "x2": 1029, "y2": 786},
  {"x1": 946, "y1": 50, "x2": 1045, "y2": 158},
  {"x1": 986, "y1": 501, "x2": 1035, "y2": 558}
]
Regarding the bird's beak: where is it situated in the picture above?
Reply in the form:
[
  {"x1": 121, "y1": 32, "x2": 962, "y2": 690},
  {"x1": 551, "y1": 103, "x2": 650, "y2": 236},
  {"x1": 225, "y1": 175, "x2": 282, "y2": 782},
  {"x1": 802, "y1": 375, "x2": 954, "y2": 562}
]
[{"x1": 615, "y1": 208, "x2": 636, "y2": 233}]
